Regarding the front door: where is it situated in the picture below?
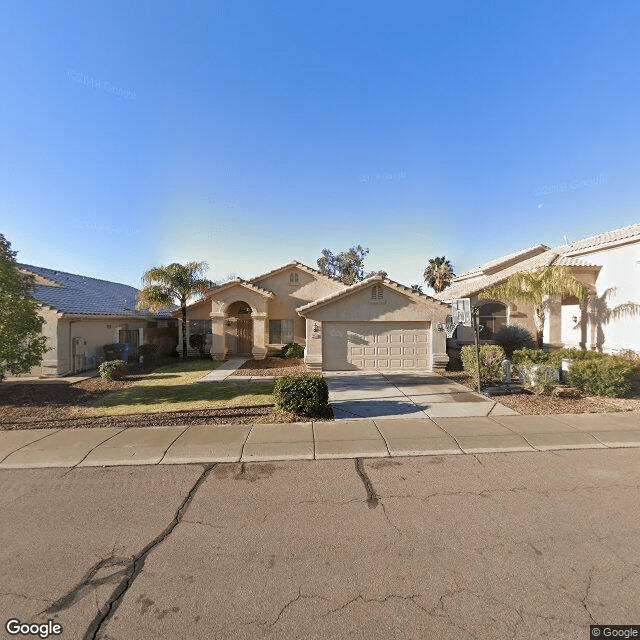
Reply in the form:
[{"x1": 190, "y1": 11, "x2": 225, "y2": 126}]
[
  {"x1": 236, "y1": 317, "x2": 253, "y2": 356},
  {"x1": 119, "y1": 329, "x2": 139, "y2": 360}
]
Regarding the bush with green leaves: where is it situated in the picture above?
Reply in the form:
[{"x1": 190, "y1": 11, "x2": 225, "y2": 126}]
[
  {"x1": 493, "y1": 325, "x2": 535, "y2": 358},
  {"x1": 188, "y1": 333, "x2": 208, "y2": 358},
  {"x1": 283, "y1": 342, "x2": 304, "y2": 359},
  {"x1": 140, "y1": 343, "x2": 159, "y2": 364},
  {"x1": 616, "y1": 349, "x2": 640, "y2": 372},
  {"x1": 273, "y1": 375, "x2": 329, "y2": 416},
  {"x1": 460, "y1": 344, "x2": 505, "y2": 382},
  {"x1": 98, "y1": 359, "x2": 127, "y2": 381},
  {"x1": 547, "y1": 348, "x2": 604, "y2": 367},
  {"x1": 511, "y1": 348, "x2": 550, "y2": 366},
  {"x1": 567, "y1": 355, "x2": 635, "y2": 397}
]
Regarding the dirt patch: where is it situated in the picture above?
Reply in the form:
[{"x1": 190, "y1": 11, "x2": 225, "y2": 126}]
[
  {"x1": 440, "y1": 370, "x2": 640, "y2": 415},
  {"x1": 230, "y1": 357, "x2": 317, "y2": 378}
]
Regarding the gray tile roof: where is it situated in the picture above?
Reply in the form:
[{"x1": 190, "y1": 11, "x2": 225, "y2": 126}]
[{"x1": 18, "y1": 264, "x2": 175, "y2": 317}]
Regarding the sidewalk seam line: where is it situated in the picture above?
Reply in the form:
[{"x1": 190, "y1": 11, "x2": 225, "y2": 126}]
[
  {"x1": 239, "y1": 424, "x2": 253, "y2": 462},
  {"x1": 67, "y1": 427, "x2": 130, "y2": 472},
  {"x1": 372, "y1": 419, "x2": 391, "y2": 457},
  {"x1": 158, "y1": 425, "x2": 192, "y2": 465},
  {"x1": 0, "y1": 429, "x2": 63, "y2": 464}
]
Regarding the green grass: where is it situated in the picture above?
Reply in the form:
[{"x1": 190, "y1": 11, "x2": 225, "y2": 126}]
[{"x1": 86, "y1": 360, "x2": 275, "y2": 415}]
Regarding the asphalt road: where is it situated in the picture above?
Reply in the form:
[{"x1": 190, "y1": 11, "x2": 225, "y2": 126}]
[{"x1": 1, "y1": 450, "x2": 639, "y2": 640}]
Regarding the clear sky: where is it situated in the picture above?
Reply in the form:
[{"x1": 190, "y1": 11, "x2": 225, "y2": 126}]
[{"x1": 1, "y1": 1, "x2": 639, "y2": 292}]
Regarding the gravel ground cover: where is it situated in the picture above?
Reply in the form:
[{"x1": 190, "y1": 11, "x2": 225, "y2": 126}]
[{"x1": 441, "y1": 370, "x2": 640, "y2": 414}]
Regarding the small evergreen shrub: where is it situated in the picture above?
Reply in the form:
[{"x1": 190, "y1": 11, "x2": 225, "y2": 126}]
[
  {"x1": 99, "y1": 359, "x2": 127, "y2": 381},
  {"x1": 189, "y1": 334, "x2": 208, "y2": 358},
  {"x1": 616, "y1": 349, "x2": 640, "y2": 372},
  {"x1": 493, "y1": 325, "x2": 535, "y2": 358},
  {"x1": 568, "y1": 355, "x2": 635, "y2": 397},
  {"x1": 460, "y1": 344, "x2": 505, "y2": 382},
  {"x1": 511, "y1": 348, "x2": 550, "y2": 366},
  {"x1": 547, "y1": 348, "x2": 604, "y2": 367},
  {"x1": 140, "y1": 343, "x2": 158, "y2": 364},
  {"x1": 280, "y1": 342, "x2": 298, "y2": 358},
  {"x1": 273, "y1": 375, "x2": 329, "y2": 416},
  {"x1": 283, "y1": 343, "x2": 304, "y2": 359}
]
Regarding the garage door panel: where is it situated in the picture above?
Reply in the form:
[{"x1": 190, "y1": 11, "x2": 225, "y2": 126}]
[{"x1": 323, "y1": 322, "x2": 431, "y2": 370}]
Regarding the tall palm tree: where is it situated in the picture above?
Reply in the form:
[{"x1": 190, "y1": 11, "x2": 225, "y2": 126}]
[
  {"x1": 482, "y1": 266, "x2": 586, "y2": 347},
  {"x1": 423, "y1": 257, "x2": 455, "y2": 293},
  {"x1": 137, "y1": 262, "x2": 210, "y2": 358}
]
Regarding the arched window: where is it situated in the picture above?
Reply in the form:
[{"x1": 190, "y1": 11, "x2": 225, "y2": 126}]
[
  {"x1": 479, "y1": 302, "x2": 507, "y2": 338},
  {"x1": 289, "y1": 272, "x2": 299, "y2": 284}
]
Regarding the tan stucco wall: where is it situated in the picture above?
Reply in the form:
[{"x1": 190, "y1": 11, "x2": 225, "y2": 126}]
[
  {"x1": 253, "y1": 267, "x2": 345, "y2": 348},
  {"x1": 299, "y1": 283, "x2": 450, "y2": 370}
]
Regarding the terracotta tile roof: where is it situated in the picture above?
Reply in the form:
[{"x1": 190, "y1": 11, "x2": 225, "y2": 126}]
[
  {"x1": 248, "y1": 260, "x2": 346, "y2": 286},
  {"x1": 18, "y1": 264, "x2": 174, "y2": 317},
  {"x1": 297, "y1": 274, "x2": 448, "y2": 315},
  {"x1": 553, "y1": 223, "x2": 640, "y2": 255}
]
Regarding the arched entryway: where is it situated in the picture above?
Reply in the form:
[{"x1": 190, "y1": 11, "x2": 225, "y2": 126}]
[{"x1": 225, "y1": 301, "x2": 253, "y2": 356}]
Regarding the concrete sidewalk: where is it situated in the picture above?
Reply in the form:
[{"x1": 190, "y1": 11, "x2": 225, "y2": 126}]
[{"x1": 1, "y1": 412, "x2": 640, "y2": 469}]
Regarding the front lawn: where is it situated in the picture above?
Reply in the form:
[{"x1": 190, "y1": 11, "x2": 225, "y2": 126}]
[{"x1": 86, "y1": 360, "x2": 275, "y2": 416}]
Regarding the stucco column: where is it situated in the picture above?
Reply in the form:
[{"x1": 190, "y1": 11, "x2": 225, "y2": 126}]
[
  {"x1": 209, "y1": 313, "x2": 227, "y2": 359},
  {"x1": 252, "y1": 313, "x2": 268, "y2": 360},
  {"x1": 430, "y1": 324, "x2": 449, "y2": 371},
  {"x1": 303, "y1": 318, "x2": 323, "y2": 370}
]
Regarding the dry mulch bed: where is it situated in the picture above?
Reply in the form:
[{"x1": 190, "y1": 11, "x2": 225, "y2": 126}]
[
  {"x1": 441, "y1": 370, "x2": 640, "y2": 415},
  {"x1": 230, "y1": 357, "x2": 317, "y2": 377}
]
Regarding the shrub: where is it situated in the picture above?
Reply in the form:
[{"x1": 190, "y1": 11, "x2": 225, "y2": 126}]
[
  {"x1": 189, "y1": 334, "x2": 208, "y2": 358},
  {"x1": 511, "y1": 348, "x2": 550, "y2": 366},
  {"x1": 99, "y1": 359, "x2": 127, "y2": 381},
  {"x1": 460, "y1": 344, "x2": 505, "y2": 382},
  {"x1": 547, "y1": 348, "x2": 604, "y2": 367},
  {"x1": 568, "y1": 355, "x2": 635, "y2": 397},
  {"x1": 283, "y1": 343, "x2": 304, "y2": 359},
  {"x1": 140, "y1": 343, "x2": 158, "y2": 365},
  {"x1": 273, "y1": 375, "x2": 329, "y2": 416},
  {"x1": 493, "y1": 325, "x2": 535, "y2": 358},
  {"x1": 521, "y1": 364, "x2": 560, "y2": 394},
  {"x1": 614, "y1": 349, "x2": 640, "y2": 372}
]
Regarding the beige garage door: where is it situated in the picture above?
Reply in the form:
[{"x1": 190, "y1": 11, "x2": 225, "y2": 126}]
[{"x1": 322, "y1": 322, "x2": 431, "y2": 370}]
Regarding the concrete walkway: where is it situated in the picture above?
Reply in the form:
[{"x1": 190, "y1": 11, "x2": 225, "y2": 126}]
[
  {"x1": 1, "y1": 412, "x2": 640, "y2": 469},
  {"x1": 325, "y1": 370, "x2": 518, "y2": 419},
  {"x1": 196, "y1": 357, "x2": 248, "y2": 382}
]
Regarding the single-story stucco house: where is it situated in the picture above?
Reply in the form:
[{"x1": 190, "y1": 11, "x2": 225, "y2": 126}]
[
  {"x1": 437, "y1": 223, "x2": 640, "y2": 354},
  {"x1": 176, "y1": 261, "x2": 451, "y2": 371},
  {"x1": 18, "y1": 265, "x2": 178, "y2": 376}
]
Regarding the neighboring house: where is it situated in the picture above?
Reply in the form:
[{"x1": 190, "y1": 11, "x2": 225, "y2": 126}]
[
  {"x1": 18, "y1": 265, "x2": 177, "y2": 376},
  {"x1": 437, "y1": 223, "x2": 640, "y2": 353},
  {"x1": 177, "y1": 261, "x2": 451, "y2": 371}
]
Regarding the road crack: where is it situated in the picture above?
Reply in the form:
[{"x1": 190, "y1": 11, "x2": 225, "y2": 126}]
[
  {"x1": 56, "y1": 463, "x2": 217, "y2": 640},
  {"x1": 355, "y1": 458, "x2": 379, "y2": 508}
]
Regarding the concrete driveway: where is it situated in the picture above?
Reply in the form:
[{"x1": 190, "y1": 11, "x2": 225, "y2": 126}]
[{"x1": 325, "y1": 371, "x2": 518, "y2": 420}]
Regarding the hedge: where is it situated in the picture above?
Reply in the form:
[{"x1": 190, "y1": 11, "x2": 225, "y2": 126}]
[
  {"x1": 273, "y1": 375, "x2": 329, "y2": 416},
  {"x1": 567, "y1": 355, "x2": 635, "y2": 397},
  {"x1": 460, "y1": 344, "x2": 505, "y2": 382}
]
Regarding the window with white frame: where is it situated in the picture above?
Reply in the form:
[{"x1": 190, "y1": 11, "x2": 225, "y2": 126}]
[
  {"x1": 269, "y1": 319, "x2": 294, "y2": 343},
  {"x1": 371, "y1": 285, "x2": 383, "y2": 300}
]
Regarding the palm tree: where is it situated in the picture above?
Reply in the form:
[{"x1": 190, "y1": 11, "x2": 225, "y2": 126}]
[
  {"x1": 410, "y1": 284, "x2": 423, "y2": 294},
  {"x1": 481, "y1": 266, "x2": 586, "y2": 347},
  {"x1": 137, "y1": 262, "x2": 210, "y2": 359},
  {"x1": 423, "y1": 257, "x2": 455, "y2": 293}
]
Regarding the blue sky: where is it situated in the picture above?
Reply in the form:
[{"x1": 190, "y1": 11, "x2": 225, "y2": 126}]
[{"x1": 1, "y1": 1, "x2": 639, "y2": 291}]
